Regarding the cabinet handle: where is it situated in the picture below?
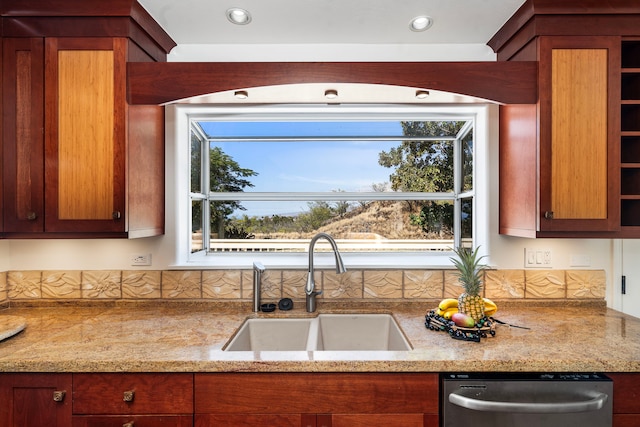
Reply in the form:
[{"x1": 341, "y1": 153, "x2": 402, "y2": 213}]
[
  {"x1": 544, "y1": 211, "x2": 554, "y2": 219},
  {"x1": 123, "y1": 423, "x2": 134, "y2": 427},
  {"x1": 26, "y1": 212, "x2": 37, "y2": 221},
  {"x1": 112, "y1": 211, "x2": 122, "y2": 220},
  {"x1": 52, "y1": 390, "x2": 66, "y2": 402},
  {"x1": 123, "y1": 390, "x2": 135, "y2": 402}
]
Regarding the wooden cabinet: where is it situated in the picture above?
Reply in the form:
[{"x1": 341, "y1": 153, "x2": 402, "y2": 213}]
[
  {"x1": 194, "y1": 373, "x2": 439, "y2": 427},
  {"x1": 499, "y1": 36, "x2": 620, "y2": 237},
  {"x1": 1, "y1": 36, "x2": 164, "y2": 238},
  {"x1": 606, "y1": 373, "x2": 640, "y2": 426},
  {"x1": 0, "y1": 373, "x2": 72, "y2": 427},
  {"x1": 72, "y1": 373, "x2": 193, "y2": 427}
]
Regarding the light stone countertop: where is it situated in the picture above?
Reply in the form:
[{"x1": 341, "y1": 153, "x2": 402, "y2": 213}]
[{"x1": 0, "y1": 301, "x2": 638, "y2": 373}]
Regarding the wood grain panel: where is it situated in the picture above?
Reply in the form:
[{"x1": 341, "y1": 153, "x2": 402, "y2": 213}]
[
  {"x1": 194, "y1": 414, "x2": 310, "y2": 427},
  {"x1": 72, "y1": 415, "x2": 193, "y2": 427},
  {"x1": 551, "y1": 48, "x2": 608, "y2": 219},
  {"x1": 330, "y1": 413, "x2": 425, "y2": 427},
  {"x1": 127, "y1": 61, "x2": 538, "y2": 105},
  {"x1": 57, "y1": 49, "x2": 114, "y2": 220},
  {"x1": 499, "y1": 104, "x2": 538, "y2": 237},
  {"x1": 73, "y1": 373, "x2": 193, "y2": 415},
  {"x1": 195, "y1": 373, "x2": 438, "y2": 415},
  {"x1": 2, "y1": 38, "x2": 45, "y2": 232},
  {"x1": 0, "y1": 373, "x2": 73, "y2": 427},
  {"x1": 127, "y1": 104, "x2": 165, "y2": 237}
]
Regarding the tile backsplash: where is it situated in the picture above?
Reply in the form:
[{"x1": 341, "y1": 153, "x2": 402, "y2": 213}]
[{"x1": 0, "y1": 269, "x2": 606, "y2": 304}]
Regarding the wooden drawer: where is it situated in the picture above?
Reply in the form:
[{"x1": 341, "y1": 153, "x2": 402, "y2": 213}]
[
  {"x1": 73, "y1": 373, "x2": 193, "y2": 415},
  {"x1": 72, "y1": 415, "x2": 193, "y2": 427},
  {"x1": 195, "y1": 372, "x2": 438, "y2": 414},
  {"x1": 195, "y1": 414, "x2": 314, "y2": 427}
]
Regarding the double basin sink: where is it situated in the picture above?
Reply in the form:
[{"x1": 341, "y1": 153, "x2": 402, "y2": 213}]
[{"x1": 224, "y1": 313, "x2": 411, "y2": 352}]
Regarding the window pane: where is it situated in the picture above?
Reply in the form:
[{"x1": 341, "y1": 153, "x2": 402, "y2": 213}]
[
  {"x1": 206, "y1": 199, "x2": 455, "y2": 252},
  {"x1": 461, "y1": 197, "x2": 473, "y2": 241},
  {"x1": 190, "y1": 114, "x2": 475, "y2": 254},
  {"x1": 191, "y1": 199, "x2": 205, "y2": 253},
  {"x1": 190, "y1": 131, "x2": 202, "y2": 193},
  {"x1": 461, "y1": 129, "x2": 473, "y2": 192}
]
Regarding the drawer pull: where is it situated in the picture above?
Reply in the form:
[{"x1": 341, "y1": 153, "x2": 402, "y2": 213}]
[
  {"x1": 544, "y1": 211, "x2": 554, "y2": 219},
  {"x1": 123, "y1": 390, "x2": 135, "y2": 402},
  {"x1": 113, "y1": 211, "x2": 122, "y2": 220},
  {"x1": 123, "y1": 423, "x2": 134, "y2": 427},
  {"x1": 27, "y1": 212, "x2": 37, "y2": 221},
  {"x1": 52, "y1": 390, "x2": 66, "y2": 402}
]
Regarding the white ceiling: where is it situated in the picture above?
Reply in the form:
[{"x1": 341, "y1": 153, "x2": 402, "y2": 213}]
[
  {"x1": 138, "y1": 0, "x2": 526, "y2": 46},
  {"x1": 137, "y1": 0, "x2": 528, "y2": 101}
]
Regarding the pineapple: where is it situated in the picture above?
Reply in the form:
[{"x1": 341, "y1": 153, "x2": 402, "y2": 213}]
[{"x1": 450, "y1": 246, "x2": 486, "y2": 323}]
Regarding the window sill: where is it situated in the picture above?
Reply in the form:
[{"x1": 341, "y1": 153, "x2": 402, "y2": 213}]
[{"x1": 171, "y1": 251, "x2": 458, "y2": 270}]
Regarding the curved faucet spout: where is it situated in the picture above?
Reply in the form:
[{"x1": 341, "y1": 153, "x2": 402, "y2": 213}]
[{"x1": 305, "y1": 233, "x2": 346, "y2": 312}]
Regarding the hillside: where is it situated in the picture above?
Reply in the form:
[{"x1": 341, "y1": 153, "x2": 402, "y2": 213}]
[{"x1": 252, "y1": 200, "x2": 452, "y2": 241}]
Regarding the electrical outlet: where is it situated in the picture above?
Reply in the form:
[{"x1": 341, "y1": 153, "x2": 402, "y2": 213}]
[
  {"x1": 525, "y1": 248, "x2": 551, "y2": 268},
  {"x1": 130, "y1": 253, "x2": 152, "y2": 266},
  {"x1": 570, "y1": 254, "x2": 591, "y2": 267}
]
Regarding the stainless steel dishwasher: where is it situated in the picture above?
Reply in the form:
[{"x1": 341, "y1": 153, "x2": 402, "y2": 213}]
[{"x1": 442, "y1": 373, "x2": 612, "y2": 427}]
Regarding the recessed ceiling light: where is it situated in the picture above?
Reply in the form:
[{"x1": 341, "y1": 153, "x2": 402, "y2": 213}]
[
  {"x1": 415, "y1": 90, "x2": 430, "y2": 99},
  {"x1": 234, "y1": 90, "x2": 249, "y2": 99},
  {"x1": 226, "y1": 8, "x2": 251, "y2": 25},
  {"x1": 410, "y1": 15, "x2": 433, "y2": 32},
  {"x1": 324, "y1": 89, "x2": 338, "y2": 99}
]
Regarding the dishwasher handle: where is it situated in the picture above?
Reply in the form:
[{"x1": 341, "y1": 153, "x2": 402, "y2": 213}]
[{"x1": 449, "y1": 390, "x2": 609, "y2": 414}]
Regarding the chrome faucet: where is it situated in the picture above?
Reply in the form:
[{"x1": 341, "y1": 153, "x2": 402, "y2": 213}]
[
  {"x1": 305, "y1": 232, "x2": 347, "y2": 313},
  {"x1": 253, "y1": 261, "x2": 265, "y2": 312}
]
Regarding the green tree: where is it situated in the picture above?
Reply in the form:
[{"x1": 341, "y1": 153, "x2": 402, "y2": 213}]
[
  {"x1": 209, "y1": 146, "x2": 258, "y2": 238},
  {"x1": 191, "y1": 137, "x2": 258, "y2": 238},
  {"x1": 378, "y1": 121, "x2": 464, "y2": 193},
  {"x1": 297, "y1": 201, "x2": 334, "y2": 232},
  {"x1": 378, "y1": 121, "x2": 467, "y2": 236}
]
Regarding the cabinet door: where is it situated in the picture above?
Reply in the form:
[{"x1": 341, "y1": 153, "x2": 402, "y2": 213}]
[
  {"x1": 2, "y1": 38, "x2": 45, "y2": 233},
  {"x1": 44, "y1": 37, "x2": 126, "y2": 233},
  {"x1": 0, "y1": 373, "x2": 72, "y2": 427},
  {"x1": 538, "y1": 36, "x2": 620, "y2": 232}
]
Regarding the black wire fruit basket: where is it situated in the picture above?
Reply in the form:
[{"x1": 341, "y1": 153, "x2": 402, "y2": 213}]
[{"x1": 425, "y1": 309, "x2": 496, "y2": 342}]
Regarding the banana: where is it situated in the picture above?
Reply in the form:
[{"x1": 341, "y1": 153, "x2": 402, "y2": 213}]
[
  {"x1": 438, "y1": 298, "x2": 459, "y2": 311},
  {"x1": 437, "y1": 297, "x2": 496, "y2": 319},
  {"x1": 483, "y1": 297, "x2": 497, "y2": 308},
  {"x1": 436, "y1": 306, "x2": 458, "y2": 319},
  {"x1": 442, "y1": 308, "x2": 458, "y2": 320},
  {"x1": 483, "y1": 298, "x2": 498, "y2": 316}
]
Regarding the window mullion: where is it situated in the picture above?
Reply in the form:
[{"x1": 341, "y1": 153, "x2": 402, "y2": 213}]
[
  {"x1": 453, "y1": 134, "x2": 462, "y2": 248},
  {"x1": 206, "y1": 192, "x2": 456, "y2": 201},
  {"x1": 202, "y1": 133, "x2": 211, "y2": 252}
]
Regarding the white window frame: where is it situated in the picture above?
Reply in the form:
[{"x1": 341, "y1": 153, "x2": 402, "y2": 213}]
[{"x1": 166, "y1": 103, "x2": 491, "y2": 269}]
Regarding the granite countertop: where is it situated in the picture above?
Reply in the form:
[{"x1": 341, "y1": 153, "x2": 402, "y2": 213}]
[{"x1": 0, "y1": 301, "x2": 638, "y2": 373}]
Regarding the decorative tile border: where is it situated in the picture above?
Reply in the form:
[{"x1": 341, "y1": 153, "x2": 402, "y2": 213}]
[{"x1": 0, "y1": 269, "x2": 607, "y2": 303}]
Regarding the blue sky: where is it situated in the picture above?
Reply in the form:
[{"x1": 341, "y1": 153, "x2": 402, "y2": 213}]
[{"x1": 199, "y1": 121, "x2": 403, "y2": 216}]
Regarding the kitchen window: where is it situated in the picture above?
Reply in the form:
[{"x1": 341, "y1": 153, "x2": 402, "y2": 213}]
[{"x1": 170, "y1": 104, "x2": 491, "y2": 268}]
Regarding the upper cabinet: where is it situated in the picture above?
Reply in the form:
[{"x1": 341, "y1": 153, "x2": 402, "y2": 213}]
[
  {"x1": 490, "y1": 0, "x2": 640, "y2": 238},
  {"x1": 1, "y1": 1, "x2": 175, "y2": 238}
]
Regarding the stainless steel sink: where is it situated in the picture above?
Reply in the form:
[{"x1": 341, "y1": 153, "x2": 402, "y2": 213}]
[{"x1": 224, "y1": 314, "x2": 411, "y2": 352}]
